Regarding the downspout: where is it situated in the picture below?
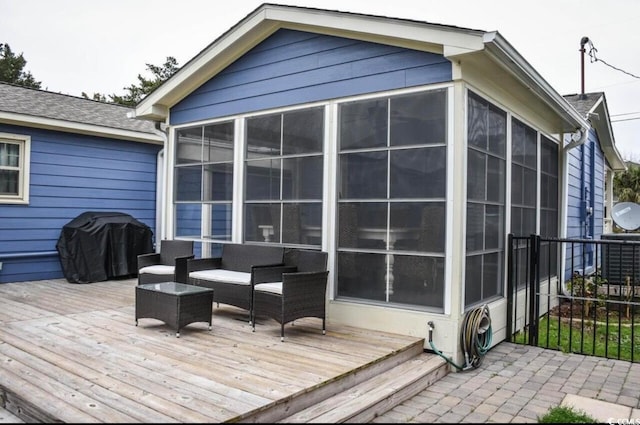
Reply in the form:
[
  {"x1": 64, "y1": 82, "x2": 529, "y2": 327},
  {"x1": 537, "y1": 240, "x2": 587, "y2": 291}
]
[{"x1": 152, "y1": 121, "x2": 169, "y2": 248}]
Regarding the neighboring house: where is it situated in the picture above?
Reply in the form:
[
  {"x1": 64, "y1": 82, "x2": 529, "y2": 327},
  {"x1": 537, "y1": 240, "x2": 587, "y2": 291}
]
[
  {"x1": 127, "y1": 3, "x2": 620, "y2": 364},
  {"x1": 0, "y1": 82, "x2": 163, "y2": 283},
  {"x1": 562, "y1": 92, "x2": 625, "y2": 278}
]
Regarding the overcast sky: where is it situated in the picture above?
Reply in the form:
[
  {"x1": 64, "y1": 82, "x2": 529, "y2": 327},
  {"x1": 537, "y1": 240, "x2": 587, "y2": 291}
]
[{"x1": 2, "y1": 0, "x2": 639, "y2": 159}]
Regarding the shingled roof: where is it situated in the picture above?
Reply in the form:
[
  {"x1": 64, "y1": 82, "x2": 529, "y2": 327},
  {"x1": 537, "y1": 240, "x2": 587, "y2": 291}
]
[
  {"x1": 563, "y1": 92, "x2": 605, "y2": 117},
  {"x1": 0, "y1": 82, "x2": 161, "y2": 143}
]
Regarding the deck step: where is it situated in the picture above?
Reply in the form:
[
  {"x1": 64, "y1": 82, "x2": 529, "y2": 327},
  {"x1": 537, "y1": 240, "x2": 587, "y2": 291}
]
[{"x1": 278, "y1": 353, "x2": 448, "y2": 423}]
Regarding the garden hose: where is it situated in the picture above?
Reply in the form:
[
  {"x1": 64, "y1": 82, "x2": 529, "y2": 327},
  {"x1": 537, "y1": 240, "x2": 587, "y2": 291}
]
[{"x1": 427, "y1": 304, "x2": 492, "y2": 371}]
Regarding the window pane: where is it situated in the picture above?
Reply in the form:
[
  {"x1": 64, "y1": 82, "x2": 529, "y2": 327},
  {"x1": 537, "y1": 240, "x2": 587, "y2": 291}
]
[
  {"x1": 390, "y1": 90, "x2": 446, "y2": 146},
  {"x1": 337, "y1": 251, "x2": 387, "y2": 301},
  {"x1": 175, "y1": 166, "x2": 202, "y2": 201},
  {"x1": 299, "y1": 203, "x2": 323, "y2": 246},
  {"x1": 282, "y1": 202, "x2": 322, "y2": 245},
  {"x1": 467, "y1": 93, "x2": 487, "y2": 150},
  {"x1": 512, "y1": 119, "x2": 537, "y2": 168},
  {"x1": 0, "y1": 170, "x2": 18, "y2": 195},
  {"x1": 465, "y1": 254, "x2": 483, "y2": 306},
  {"x1": 511, "y1": 165, "x2": 524, "y2": 206},
  {"x1": 391, "y1": 202, "x2": 445, "y2": 253},
  {"x1": 176, "y1": 127, "x2": 202, "y2": 165},
  {"x1": 391, "y1": 255, "x2": 444, "y2": 309},
  {"x1": 339, "y1": 98, "x2": 388, "y2": 150},
  {"x1": 523, "y1": 168, "x2": 536, "y2": 207},
  {"x1": 282, "y1": 107, "x2": 324, "y2": 155},
  {"x1": 205, "y1": 204, "x2": 232, "y2": 240},
  {"x1": 486, "y1": 156, "x2": 505, "y2": 203},
  {"x1": 282, "y1": 156, "x2": 323, "y2": 200},
  {"x1": 523, "y1": 207, "x2": 536, "y2": 235},
  {"x1": 175, "y1": 204, "x2": 201, "y2": 238},
  {"x1": 246, "y1": 114, "x2": 281, "y2": 158},
  {"x1": 203, "y1": 163, "x2": 233, "y2": 201},
  {"x1": 390, "y1": 147, "x2": 445, "y2": 199},
  {"x1": 488, "y1": 105, "x2": 506, "y2": 156},
  {"x1": 245, "y1": 203, "x2": 279, "y2": 242},
  {"x1": 246, "y1": 159, "x2": 281, "y2": 200},
  {"x1": 541, "y1": 137, "x2": 558, "y2": 177},
  {"x1": 0, "y1": 143, "x2": 19, "y2": 167},
  {"x1": 204, "y1": 122, "x2": 234, "y2": 163},
  {"x1": 482, "y1": 252, "x2": 502, "y2": 299},
  {"x1": 339, "y1": 151, "x2": 387, "y2": 199},
  {"x1": 467, "y1": 149, "x2": 486, "y2": 201},
  {"x1": 338, "y1": 202, "x2": 387, "y2": 249},
  {"x1": 485, "y1": 204, "x2": 503, "y2": 250},
  {"x1": 466, "y1": 203, "x2": 485, "y2": 252}
]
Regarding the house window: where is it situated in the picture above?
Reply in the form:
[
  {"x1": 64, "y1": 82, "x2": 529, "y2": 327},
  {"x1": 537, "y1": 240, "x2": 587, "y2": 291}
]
[
  {"x1": 539, "y1": 136, "x2": 559, "y2": 278},
  {"x1": 336, "y1": 89, "x2": 447, "y2": 310},
  {"x1": 0, "y1": 133, "x2": 30, "y2": 204},
  {"x1": 465, "y1": 91, "x2": 506, "y2": 308},
  {"x1": 174, "y1": 121, "x2": 234, "y2": 240},
  {"x1": 511, "y1": 119, "x2": 538, "y2": 287},
  {"x1": 244, "y1": 107, "x2": 324, "y2": 246}
]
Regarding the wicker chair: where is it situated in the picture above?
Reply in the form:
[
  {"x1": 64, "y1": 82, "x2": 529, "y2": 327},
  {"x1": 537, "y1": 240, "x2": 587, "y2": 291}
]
[
  {"x1": 137, "y1": 240, "x2": 194, "y2": 285},
  {"x1": 185, "y1": 244, "x2": 285, "y2": 323},
  {"x1": 252, "y1": 248, "x2": 329, "y2": 341}
]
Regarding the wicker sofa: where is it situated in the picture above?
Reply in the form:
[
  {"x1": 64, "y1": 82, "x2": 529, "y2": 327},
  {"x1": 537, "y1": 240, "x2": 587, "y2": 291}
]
[{"x1": 183, "y1": 244, "x2": 285, "y2": 323}]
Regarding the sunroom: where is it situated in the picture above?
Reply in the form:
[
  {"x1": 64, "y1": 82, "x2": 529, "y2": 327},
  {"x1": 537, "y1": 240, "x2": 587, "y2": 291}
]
[{"x1": 132, "y1": 3, "x2": 589, "y2": 365}]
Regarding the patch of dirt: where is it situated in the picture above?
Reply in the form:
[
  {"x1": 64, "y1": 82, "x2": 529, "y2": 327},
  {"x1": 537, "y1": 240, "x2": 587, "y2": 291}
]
[{"x1": 549, "y1": 301, "x2": 640, "y2": 323}]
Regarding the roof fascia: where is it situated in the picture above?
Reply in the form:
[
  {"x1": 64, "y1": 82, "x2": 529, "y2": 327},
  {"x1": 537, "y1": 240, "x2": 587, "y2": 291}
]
[
  {"x1": 478, "y1": 32, "x2": 590, "y2": 134},
  {"x1": 0, "y1": 112, "x2": 163, "y2": 144},
  {"x1": 588, "y1": 95, "x2": 626, "y2": 170}
]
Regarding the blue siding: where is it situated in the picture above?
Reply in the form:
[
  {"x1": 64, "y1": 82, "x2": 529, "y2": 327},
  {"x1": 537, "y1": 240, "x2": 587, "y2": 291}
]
[
  {"x1": 170, "y1": 29, "x2": 452, "y2": 125},
  {"x1": 0, "y1": 124, "x2": 161, "y2": 283},
  {"x1": 564, "y1": 129, "x2": 605, "y2": 276}
]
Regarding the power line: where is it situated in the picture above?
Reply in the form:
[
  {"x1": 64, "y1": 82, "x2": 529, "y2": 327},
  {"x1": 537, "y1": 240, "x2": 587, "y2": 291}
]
[
  {"x1": 611, "y1": 112, "x2": 640, "y2": 117},
  {"x1": 587, "y1": 40, "x2": 640, "y2": 80},
  {"x1": 611, "y1": 117, "x2": 640, "y2": 123}
]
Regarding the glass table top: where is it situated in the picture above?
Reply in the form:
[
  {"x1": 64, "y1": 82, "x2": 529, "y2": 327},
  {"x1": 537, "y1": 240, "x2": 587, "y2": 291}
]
[{"x1": 137, "y1": 282, "x2": 212, "y2": 295}]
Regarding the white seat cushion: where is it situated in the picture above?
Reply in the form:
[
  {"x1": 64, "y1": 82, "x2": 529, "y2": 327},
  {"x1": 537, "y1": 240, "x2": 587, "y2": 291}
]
[
  {"x1": 189, "y1": 269, "x2": 251, "y2": 285},
  {"x1": 254, "y1": 282, "x2": 283, "y2": 295},
  {"x1": 139, "y1": 265, "x2": 175, "y2": 275}
]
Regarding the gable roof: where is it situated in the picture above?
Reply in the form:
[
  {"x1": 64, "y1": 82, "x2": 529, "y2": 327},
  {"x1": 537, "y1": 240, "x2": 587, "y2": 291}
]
[
  {"x1": 564, "y1": 92, "x2": 626, "y2": 171},
  {"x1": 0, "y1": 82, "x2": 162, "y2": 144},
  {"x1": 132, "y1": 2, "x2": 588, "y2": 135}
]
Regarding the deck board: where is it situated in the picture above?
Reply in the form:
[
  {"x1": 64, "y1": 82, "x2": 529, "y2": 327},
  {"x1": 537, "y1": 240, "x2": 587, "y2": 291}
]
[{"x1": 0, "y1": 278, "x2": 426, "y2": 422}]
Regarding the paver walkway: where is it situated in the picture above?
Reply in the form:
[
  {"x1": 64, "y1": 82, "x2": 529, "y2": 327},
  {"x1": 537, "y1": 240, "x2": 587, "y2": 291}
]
[{"x1": 374, "y1": 341, "x2": 640, "y2": 423}]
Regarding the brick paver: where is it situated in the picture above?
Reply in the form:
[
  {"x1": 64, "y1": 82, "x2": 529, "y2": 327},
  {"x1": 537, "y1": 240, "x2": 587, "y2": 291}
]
[{"x1": 375, "y1": 342, "x2": 640, "y2": 423}]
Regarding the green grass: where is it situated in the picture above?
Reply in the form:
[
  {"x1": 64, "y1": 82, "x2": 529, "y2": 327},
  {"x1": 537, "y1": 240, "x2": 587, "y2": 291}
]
[
  {"x1": 514, "y1": 315, "x2": 640, "y2": 362},
  {"x1": 538, "y1": 405, "x2": 597, "y2": 423}
]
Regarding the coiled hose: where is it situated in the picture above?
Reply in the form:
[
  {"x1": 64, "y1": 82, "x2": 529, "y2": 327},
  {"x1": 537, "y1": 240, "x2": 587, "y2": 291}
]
[{"x1": 428, "y1": 304, "x2": 492, "y2": 371}]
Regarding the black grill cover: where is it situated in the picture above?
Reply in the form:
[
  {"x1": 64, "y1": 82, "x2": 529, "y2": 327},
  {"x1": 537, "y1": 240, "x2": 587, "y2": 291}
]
[{"x1": 56, "y1": 211, "x2": 153, "y2": 283}]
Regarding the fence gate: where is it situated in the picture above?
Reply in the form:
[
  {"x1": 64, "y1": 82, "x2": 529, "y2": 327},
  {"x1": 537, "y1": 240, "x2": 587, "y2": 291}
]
[{"x1": 506, "y1": 234, "x2": 640, "y2": 363}]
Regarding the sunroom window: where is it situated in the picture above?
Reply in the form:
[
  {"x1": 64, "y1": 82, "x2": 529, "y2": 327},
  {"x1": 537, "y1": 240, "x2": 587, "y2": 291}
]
[
  {"x1": 174, "y1": 121, "x2": 234, "y2": 241},
  {"x1": 465, "y1": 91, "x2": 507, "y2": 308},
  {"x1": 336, "y1": 89, "x2": 447, "y2": 310},
  {"x1": 511, "y1": 118, "x2": 538, "y2": 288},
  {"x1": 244, "y1": 107, "x2": 324, "y2": 246}
]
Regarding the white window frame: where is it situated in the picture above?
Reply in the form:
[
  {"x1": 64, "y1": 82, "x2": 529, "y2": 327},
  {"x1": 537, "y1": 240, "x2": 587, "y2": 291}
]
[{"x1": 0, "y1": 132, "x2": 30, "y2": 204}]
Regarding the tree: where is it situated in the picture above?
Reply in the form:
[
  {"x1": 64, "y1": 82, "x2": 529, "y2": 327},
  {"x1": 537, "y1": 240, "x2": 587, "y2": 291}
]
[
  {"x1": 613, "y1": 163, "x2": 640, "y2": 204},
  {"x1": 0, "y1": 43, "x2": 41, "y2": 88},
  {"x1": 82, "y1": 56, "x2": 179, "y2": 106}
]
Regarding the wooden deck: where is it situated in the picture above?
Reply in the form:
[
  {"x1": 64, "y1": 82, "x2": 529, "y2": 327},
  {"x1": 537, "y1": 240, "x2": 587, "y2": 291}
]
[{"x1": 0, "y1": 278, "x2": 441, "y2": 423}]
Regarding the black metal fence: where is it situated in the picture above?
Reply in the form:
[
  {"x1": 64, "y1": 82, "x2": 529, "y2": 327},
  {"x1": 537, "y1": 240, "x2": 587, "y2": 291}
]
[{"x1": 507, "y1": 234, "x2": 640, "y2": 362}]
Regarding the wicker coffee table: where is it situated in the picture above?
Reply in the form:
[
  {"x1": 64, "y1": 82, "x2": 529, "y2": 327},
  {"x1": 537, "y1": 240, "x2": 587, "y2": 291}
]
[{"x1": 135, "y1": 282, "x2": 213, "y2": 337}]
